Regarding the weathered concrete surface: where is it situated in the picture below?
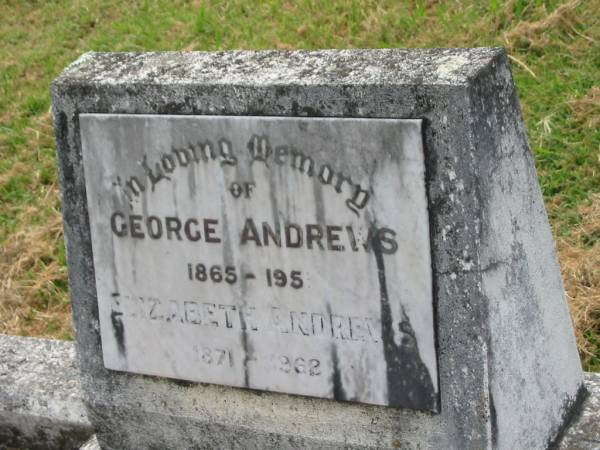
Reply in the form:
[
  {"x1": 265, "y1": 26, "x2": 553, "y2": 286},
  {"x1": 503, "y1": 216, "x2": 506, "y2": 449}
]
[
  {"x1": 0, "y1": 335, "x2": 92, "y2": 450},
  {"x1": 558, "y1": 372, "x2": 600, "y2": 450},
  {"x1": 52, "y1": 49, "x2": 585, "y2": 449},
  {"x1": 73, "y1": 372, "x2": 600, "y2": 450},
  {"x1": 77, "y1": 372, "x2": 600, "y2": 449},
  {"x1": 0, "y1": 334, "x2": 595, "y2": 449}
]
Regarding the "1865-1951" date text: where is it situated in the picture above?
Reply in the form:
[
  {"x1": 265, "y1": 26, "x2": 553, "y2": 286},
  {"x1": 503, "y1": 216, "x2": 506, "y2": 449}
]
[{"x1": 186, "y1": 263, "x2": 303, "y2": 289}]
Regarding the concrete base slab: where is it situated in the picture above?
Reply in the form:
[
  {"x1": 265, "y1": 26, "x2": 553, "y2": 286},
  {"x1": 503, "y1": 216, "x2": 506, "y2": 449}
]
[
  {"x1": 74, "y1": 372, "x2": 600, "y2": 449},
  {"x1": 0, "y1": 335, "x2": 92, "y2": 450}
]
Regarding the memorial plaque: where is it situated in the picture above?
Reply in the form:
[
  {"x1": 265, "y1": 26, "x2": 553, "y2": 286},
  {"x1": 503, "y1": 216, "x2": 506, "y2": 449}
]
[{"x1": 80, "y1": 114, "x2": 438, "y2": 411}]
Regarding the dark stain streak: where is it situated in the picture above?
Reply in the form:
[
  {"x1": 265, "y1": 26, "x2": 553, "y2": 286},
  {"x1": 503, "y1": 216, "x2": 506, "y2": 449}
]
[
  {"x1": 547, "y1": 383, "x2": 589, "y2": 450},
  {"x1": 234, "y1": 157, "x2": 252, "y2": 389},
  {"x1": 268, "y1": 166, "x2": 280, "y2": 225},
  {"x1": 330, "y1": 343, "x2": 346, "y2": 401},
  {"x1": 312, "y1": 175, "x2": 326, "y2": 226},
  {"x1": 373, "y1": 242, "x2": 437, "y2": 411},
  {"x1": 171, "y1": 379, "x2": 195, "y2": 388},
  {"x1": 187, "y1": 153, "x2": 197, "y2": 198},
  {"x1": 489, "y1": 390, "x2": 498, "y2": 446},
  {"x1": 237, "y1": 313, "x2": 250, "y2": 388},
  {"x1": 238, "y1": 260, "x2": 251, "y2": 389},
  {"x1": 110, "y1": 310, "x2": 126, "y2": 358},
  {"x1": 325, "y1": 303, "x2": 347, "y2": 401},
  {"x1": 171, "y1": 179, "x2": 178, "y2": 210}
]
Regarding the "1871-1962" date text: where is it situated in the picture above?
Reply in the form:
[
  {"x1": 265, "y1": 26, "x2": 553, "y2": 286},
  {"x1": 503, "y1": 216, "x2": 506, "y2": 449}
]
[{"x1": 193, "y1": 346, "x2": 322, "y2": 377}]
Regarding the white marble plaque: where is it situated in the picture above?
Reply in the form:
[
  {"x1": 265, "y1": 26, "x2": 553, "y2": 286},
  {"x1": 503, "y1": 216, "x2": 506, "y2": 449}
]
[{"x1": 80, "y1": 114, "x2": 438, "y2": 411}]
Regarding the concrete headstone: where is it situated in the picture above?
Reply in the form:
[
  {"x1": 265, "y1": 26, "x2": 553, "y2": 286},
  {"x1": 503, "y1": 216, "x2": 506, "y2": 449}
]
[{"x1": 52, "y1": 49, "x2": 585, "y2": 449}]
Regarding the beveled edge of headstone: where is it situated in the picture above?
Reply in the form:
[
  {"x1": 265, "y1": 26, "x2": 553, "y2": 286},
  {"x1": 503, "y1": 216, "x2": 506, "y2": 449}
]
[{"x1": 51, "y1": 48, "x2": 504, "y2": 89}]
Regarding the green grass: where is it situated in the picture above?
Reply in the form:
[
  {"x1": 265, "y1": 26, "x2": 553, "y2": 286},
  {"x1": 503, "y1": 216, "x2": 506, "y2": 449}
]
[{"x1": 0, "y1": 0, "x2": 598, "y2": 368}]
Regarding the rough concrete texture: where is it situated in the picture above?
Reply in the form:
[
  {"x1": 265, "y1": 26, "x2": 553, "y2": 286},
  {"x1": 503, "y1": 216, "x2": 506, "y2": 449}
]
[
  {"x1": 75, "y1": 372, "x2": 600, "y2": 449},
  {"x1": 73, "y1": 373, "x2": 600, "y2": 449},
  {"x1": 51, "y1": 49, "x2": 584, "y2": 449},
  {"x1": 0, "y1": 335, "x2": 594, "y2": 449},
  {"x1": 0, "y1": 335, "x2": 93, "y2": 450},
  {"x1": 558, "y1": 372, "x2": 600, "y2": 449}
]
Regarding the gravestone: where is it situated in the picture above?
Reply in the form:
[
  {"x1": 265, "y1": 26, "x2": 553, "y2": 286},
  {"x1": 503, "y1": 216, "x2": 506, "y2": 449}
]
[{"x1": 52, "y1": 49, "x2": 585, "y2": 449}]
